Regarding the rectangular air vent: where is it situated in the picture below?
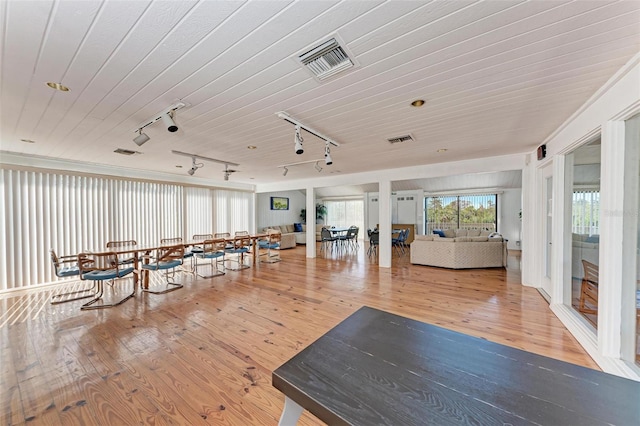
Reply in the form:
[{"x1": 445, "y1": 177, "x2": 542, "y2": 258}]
[
  {"x1": 387, "y1": 134, "x2": 415, "y2": 144},
  {"x1": 298, "y1": 37, "x2": 354, "y2": 81},
  {"x1": 114, "y1": 148, "x2": 139, "y2": 155}
]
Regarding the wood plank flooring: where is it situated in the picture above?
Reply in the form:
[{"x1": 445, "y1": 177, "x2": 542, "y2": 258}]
[{"x1": 1, "y1": 246, "x2": 598, "y2": 425}]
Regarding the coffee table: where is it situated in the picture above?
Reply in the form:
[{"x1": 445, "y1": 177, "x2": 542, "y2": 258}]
[{"x1": 273, "y1": 306, "x2": 639, "y2": 425}]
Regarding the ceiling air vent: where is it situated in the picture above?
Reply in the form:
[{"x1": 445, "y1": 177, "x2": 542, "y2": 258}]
[
  {"x1": 114, "y1": 148, "x2": 140, "y2": 156},
  {"x1": 298, "y1": 37, "x2": 354, "y2": 81},
  {"x1": 387, "y1": 134, "x2": 414, "y2": 144}
]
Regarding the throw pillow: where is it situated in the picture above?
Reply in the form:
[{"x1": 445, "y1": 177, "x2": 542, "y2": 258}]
[
  {"x1": 294, "y1": 223, "x2": 303, "y2": 232},
  {"x1": 433, "y1": 229, "x2": 446, "y2": 237}
]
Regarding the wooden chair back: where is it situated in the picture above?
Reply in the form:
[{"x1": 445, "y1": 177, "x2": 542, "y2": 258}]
[
  {"x1": 106, "y1": 240, "x2": 137, "y2": 248},
  {"x1": 160, "y1": 237, "x2": 183, "y2": 245},
  {"x1": 579, "y1": 260, "x2": 599, "y2": 315}
]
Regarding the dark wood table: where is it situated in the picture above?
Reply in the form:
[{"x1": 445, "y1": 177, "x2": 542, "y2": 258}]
[{"x1": 273, "y1": 306, "x2": 640, "y2": 425}]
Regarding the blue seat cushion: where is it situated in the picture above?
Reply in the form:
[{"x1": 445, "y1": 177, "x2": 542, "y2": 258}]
[
  {"x1": 82, "y1": 266, "x2": 134, "y2": 281},
  {"x1": 225, "y1": 248, "x2": 249, "y2": 254},
  {"x1": 142, "y1": 259, "x2": 182, "y2": 271},
  {"x1": 182, "y1": 251, "x2": 194, "y2": 258},
  {"x1": 197, "y1": 251, "x2": 224, "y2": 259},
  {"x1": 259, "y1": 242, "x2": 280, "y2": 249},
  {"x1": 58, "y1": 266, "x2": 80, "y2": 277}
]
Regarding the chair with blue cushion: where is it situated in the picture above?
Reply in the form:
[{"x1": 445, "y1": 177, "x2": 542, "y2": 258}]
[
  {"x1": 194, "y1": 239, "x2": 226, "y2": 278},
  {"x1": 50, "y1": 249, "x2": 96, "y2": 304},
  {"x1": 141, "y1": 244, "x2": 185, "y2": 294},
  {"x1": 106, "y1": 240, "x2": 137, "y2": 264},
  {"x1": 367, "y1": 230, "x2": 379, "y2": 259},
  {"x1": 258, "y1": 230, "x2": 281, "y2": 263},
  {"x1": 224, "y1": 234, "x2": 251, "y2": 270},
  {"x1": 78, "y1": 251, "x2": 137, "y2": 310},
  {"x1": 161, "y1": 237, "x2": 193, "y2": 273}
]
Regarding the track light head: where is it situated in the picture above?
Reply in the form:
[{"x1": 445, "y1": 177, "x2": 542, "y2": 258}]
[
  {"x1": 187, "y1": 156, "x2": 203, "y2": 176},
  {"x1": 283, "y1": 167, "x2": 288, "y2": 176},
  {"x1": 161, "y1": 112, "x2": 178, "y2": 132},
  {"x1": 314, "y1": 161, "x2": 322, "y2": 172},
  {"x1": 324, "y1": 143, "x2": 333, "y2": 165},
  {"x1": 133, "y1": 130, "x2": 150, "y2": 146},
  {"x1": 224, "y1": 172, "x2": 230, "y2": 181},
  {"x1": 294, "y1": 125, "x2": 303, "y2": 154}
]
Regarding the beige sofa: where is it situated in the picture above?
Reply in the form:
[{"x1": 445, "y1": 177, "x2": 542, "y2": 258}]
[
  {"x1": 261, "y1": 225, "x2": 297, "y2": 249},
  {"x1": 293, "y1": 224, "x2": 333, "y2": 244},
  {"x1": 410, "y1": 229, "x2": 507, "y2": 269}
]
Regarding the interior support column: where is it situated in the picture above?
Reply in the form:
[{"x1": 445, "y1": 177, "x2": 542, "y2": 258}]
[
  {"x1": 306, "y1": 186, "x2": 316, "y2": 258},
  {"x1": 379, "y1": 180, "x2": 392, "y2": 268}
]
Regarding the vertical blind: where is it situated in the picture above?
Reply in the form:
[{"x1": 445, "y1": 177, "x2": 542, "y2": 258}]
[
  {"x1": 572, "y1": 190, "x2": 600, "y2": 235},
  {"x1": 0, "y1": 168, "x2": 253, "y2": 291}
]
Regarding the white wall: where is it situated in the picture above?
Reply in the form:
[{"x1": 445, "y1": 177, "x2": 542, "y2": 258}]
[
  {"x1": 256, "y1": 190, "x2": 305, "y2": 230},
  {"x1": 499, "y1": 189, "x2": 522, "y2": 250}
]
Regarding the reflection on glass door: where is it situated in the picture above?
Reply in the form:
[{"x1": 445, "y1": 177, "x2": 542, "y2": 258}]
[
  {"x1": 541, "y1": 165, "x2": 553, "y2": 297},
  {"x1": 568, "y1": 139, "x2": 601, "y2": 329}
]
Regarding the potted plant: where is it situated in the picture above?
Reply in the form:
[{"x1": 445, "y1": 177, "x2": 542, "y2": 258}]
[
  {"x1": 316, "y1": 203, "x2": 327, "y2": 224},
  {"x1": 300, "y1": 208, "x2": 306, "y2": 223}
]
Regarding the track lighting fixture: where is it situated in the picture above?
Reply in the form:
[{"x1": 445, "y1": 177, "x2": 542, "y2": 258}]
[
  {"x1": 187, "y1": 156, "x2": 203, "y2": 176},
  {"x1": 277, "y1": 111, "x2": 340, "y2": 162},
  {"x1": 133, "y1": 130, "x2": 150, "y2": 146},
  {"x1": 283, "y1": 167, "x2": 288, "y2": 176},
  {"x1": 324, "y1": 142, "x2": 332, "y2": 165},
  {"x1": 132, "y1": 101, "x2": 187, "y2": 145},
  {"x1": 314, "y1": 161, "x2": 322, "y2": 172},
  {"x1": 161, "y1": 112, "x2": 178, "y2": 132},
  {"x1": 294, "y1": 125, "x2": 303, "y2": 155},
  {"x1": 172, "y1": 151, "x2": 240, "y2": 181}
]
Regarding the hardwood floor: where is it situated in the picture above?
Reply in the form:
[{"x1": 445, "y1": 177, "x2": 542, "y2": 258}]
[{"x1": 1, "y1": 246, "x2": 597, "y2": 425}]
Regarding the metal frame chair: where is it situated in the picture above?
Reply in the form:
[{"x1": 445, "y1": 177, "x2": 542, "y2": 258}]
[
  {"x1": 50, "y1": 249, "x2": 96, "y2": 304},
  {"x1": 259, "y1": 230, "x2": 282, "y2": 263},
  {"x1": 194, "y1": 239, "x2": 226, "y2": 278},
  {"x1": 78, "y1": 251, "x2": 137, "y2": 310},
  {"x1": 367, "y1": 230, "x2": 379, "y2": 259},
  {"x1": 161, "y1": 237, "x2": 193, "y2": 273},
  {"x1": 224, "y1": 234, "x2": 251, "y2": 270},
  {"x1": 141, "y1": 244, "x2": 185, "y2": 294}
]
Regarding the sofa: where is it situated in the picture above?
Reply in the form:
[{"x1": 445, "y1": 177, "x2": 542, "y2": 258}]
[
  {"x1": 291, "y1": 224, "x2": 333, "y2": 244},
  {"x1": 410, "y1": 229, "x2": 507, "y2": 269},
  {"x1": 261, "y1": 225, "x2": 297, "y2": 249}
]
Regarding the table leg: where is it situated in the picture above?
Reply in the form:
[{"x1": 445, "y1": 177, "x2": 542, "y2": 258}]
[{"x1": 278, "y1": 396, "x2": 303, "y2": 426}]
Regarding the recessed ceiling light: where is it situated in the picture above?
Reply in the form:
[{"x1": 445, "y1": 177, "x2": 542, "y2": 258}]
[
  {"x1": 20, "y1": 138, "x2": 36, "y2": 143},
  {"x1": 247, "y1": 145, "x2": 257, "y2": 150},
  {"x1": 175, "y1": 165, "x2": 183, "y2": 168},
  {"x1": 46, "y1": 82, "x2": 70, "y2": 92},
  {"x1": 411, "y1": 99, "x2": 425, "y2": 107},
  {"x1": 437, "y1": 148, "x2": 447, "y2": 153}
]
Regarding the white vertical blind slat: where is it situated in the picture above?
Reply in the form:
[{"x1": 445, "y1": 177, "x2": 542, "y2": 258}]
[{"x1": 0, "y1": 168, "x2": 252, "y2": 290}]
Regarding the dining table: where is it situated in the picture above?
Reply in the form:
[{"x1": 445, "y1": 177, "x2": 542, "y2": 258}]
[{"x1": 77, "y1": 233, "x2": 268, "y2": 290}]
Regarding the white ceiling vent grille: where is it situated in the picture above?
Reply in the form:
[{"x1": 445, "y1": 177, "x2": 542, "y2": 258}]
[
  {"x1": 298, "y1": 37, "x2": 354, "y2": 81},
  {"x1": 387, "y1": 134, "x2": 415, "y2": 144}
]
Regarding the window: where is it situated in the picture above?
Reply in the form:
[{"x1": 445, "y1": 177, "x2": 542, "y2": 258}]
[
  {"x1": 572, "y1": 189, "x2": 600, "y2": 235},
  {"x1": 325, "y1": 199, "x2": 364, "y2": 231},
  {"x1": 424, "y1": 194, "x2": 497, "y2": 234}
]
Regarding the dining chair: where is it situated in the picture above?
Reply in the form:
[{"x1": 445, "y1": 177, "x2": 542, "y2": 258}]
[
  {"x1": 258, "y1": 230, "x2": 282, "y2": 263},
  {"x1": 340, "y1": 226, "x2": 359, "y2": 252},
  {"x1": 161, "y1": 237, "x2": 193, "y2": 273},
  {"x1": 78, "y1": 251, "x2": 137, "y2": 310},
  {"x1": 194, "y1": 239, "x2": 226, "y2": 278},
  {"x1": 141, "y1": 244, "x2": 185, "y2": 294},
  {"x1": 368, "y1": 230, "x2": 379, "y2": 259},
  {"x1": 320, "y1": 227, "x2": 336, "y2": 254},
  {"x1": 106, "y1": 240, "x2": 137, "y2": 264},
  {"x1": 224, "y1": 234, "x2": 251, "y2": 270},
  {"x1": 50, "y1": 249, "x2": 96, "y2": 304}
]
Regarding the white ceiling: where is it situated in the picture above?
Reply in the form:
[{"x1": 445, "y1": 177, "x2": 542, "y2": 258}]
[{"x1": 1, "y1": 0, "x2": 638, "y2": 185}]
